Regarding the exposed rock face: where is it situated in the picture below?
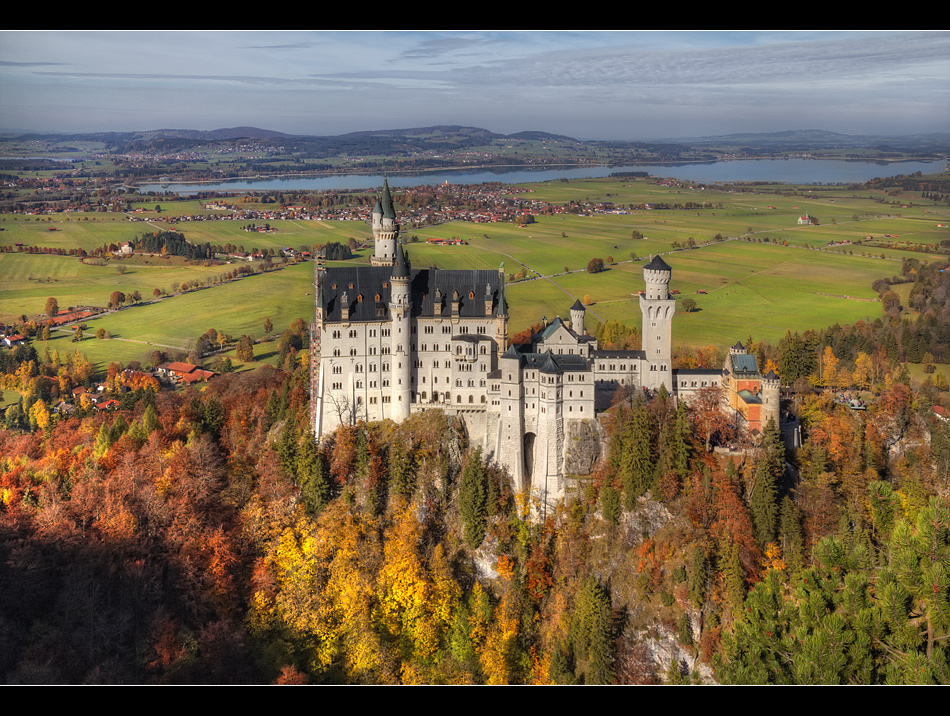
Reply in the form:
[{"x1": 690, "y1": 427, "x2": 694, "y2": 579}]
[{"x1": 564, "y1": 418, "x2": 606, "y2": 475}]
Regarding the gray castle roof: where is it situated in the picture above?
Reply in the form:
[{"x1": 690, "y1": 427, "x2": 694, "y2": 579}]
[
  {"x1": 380, "y1": 178, "x2": 397, "y2": 220},
  {"x1": 644, "y1": 254, "x2": 672, "y2": 272},
  {"x1": 320, "y1": 266, "x2": 504, "y2": 322}
]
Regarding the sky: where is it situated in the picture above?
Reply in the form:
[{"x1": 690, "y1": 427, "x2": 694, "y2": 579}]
[{"x1": 1, "y1": 30, "x2": 948, "y2": 140}]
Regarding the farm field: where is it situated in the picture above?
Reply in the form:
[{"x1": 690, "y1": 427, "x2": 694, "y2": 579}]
[
  {"x1": 0, "y1": 213, "x2": 362, "y2": 254},
  {"x1": 55, "y1": 261, "x2": 313, "y2": 371},
  {"x1": 2, "y1": 176, "x2": 948, "y2": 368}
]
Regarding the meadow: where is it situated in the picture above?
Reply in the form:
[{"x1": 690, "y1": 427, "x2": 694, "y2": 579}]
[{"x1": 2, "y1": 176, "x2": 947, "y2": 371}]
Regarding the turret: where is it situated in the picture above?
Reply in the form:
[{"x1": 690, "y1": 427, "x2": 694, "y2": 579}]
[
  {"x1": 371, "y1": 178, "x2": 399, "y2": 266},
  {"x1": 761, "y1": 368, "x2": 781, "y2": 429},
  {"x1": 639, "y1": 255, "x2": 675, "y2": 391},
  {"x1": 570, "y1": 298, "x2": 586, "y2": 336},
  {"x1": 389, "y1": 242, "x2": 411, "y2": 420}
]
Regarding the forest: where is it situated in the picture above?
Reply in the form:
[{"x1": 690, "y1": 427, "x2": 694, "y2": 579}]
[{"x1": 0, "y1": 333, "x2": 948, "y2": 683}]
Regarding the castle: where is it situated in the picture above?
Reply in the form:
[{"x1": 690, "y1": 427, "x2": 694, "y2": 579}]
[{"x1": 311, "y1": 180, "x2": 786, "y2": 504}]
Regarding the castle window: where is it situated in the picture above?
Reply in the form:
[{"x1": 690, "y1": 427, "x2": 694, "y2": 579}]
[
  {"x1": 333, "y1": 349, "x2": 340, "y2": 357},
  {"x1": 357, "y1": 294, "x2": 363, "y2": 302},
  {"x1": 350, "y1": 348, "x2": 357, "y2": 356},
  {"x1": 333, "y1": 366, "x2": 342, "y2": 374}
]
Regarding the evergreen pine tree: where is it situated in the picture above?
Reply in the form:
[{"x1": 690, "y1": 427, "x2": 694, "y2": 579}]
[
  {"x1": 619, "y1": 398, "x2": 653, "y2": 508},
  {"x1": 296, "y1": 437, "x2": 331, "y2": 515},
  {"x1": 751, "y1": 419, "x2": 784, "y2": 547},
  {"x1": 459, "y1": 448, "x2": 489, "y2": 549}
]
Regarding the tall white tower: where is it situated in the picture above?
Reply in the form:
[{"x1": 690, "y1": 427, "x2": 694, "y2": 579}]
[
  {"x1": 371, "y1": 178, "x2": 399, "y2": 266},
  {"x1": 570, "y1": 298, "x2": 586, "y2": 336},
  {"x1": 389, "y1": 242, "x2": 412, "y2": 421},
  {"x1": 639, "y1": 255, "x2": 675, "y2": 391}
]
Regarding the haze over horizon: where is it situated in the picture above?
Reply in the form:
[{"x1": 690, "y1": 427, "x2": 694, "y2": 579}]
[{"x1": 1, "y1": 30, "x2": 948, "y2": 141}]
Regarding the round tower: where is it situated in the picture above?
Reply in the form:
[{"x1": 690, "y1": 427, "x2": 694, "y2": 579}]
[
  {"x1": 570, "y1": 298, "x2": 586, "y2": 336},
  {"x1": 639, "y1": 255, "x2": 675, "y2": 391},
  {"x1": 371, "y1": 178, "x2": 399, "y2": 266},
  {"x1": 389, "y1": 242, "x2": 412, "y2": 421},
  {"x1": 761, "y1": 369, "x2": 781, "y2": 430}
]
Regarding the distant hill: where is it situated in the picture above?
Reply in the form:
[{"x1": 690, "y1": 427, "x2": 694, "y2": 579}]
[{"x1": 669, "y1": 129, "x2": 950, "y2": 153}]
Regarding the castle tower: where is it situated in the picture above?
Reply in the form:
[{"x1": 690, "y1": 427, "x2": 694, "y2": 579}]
[
  {"x1": 311, "y1": 255, "x2": 326, "y2": 436},
  {"x1": 570, "y1": 298, "x2": 586, "y2": 336},
  {"x1": 371, "y1": 178, "x2": 399, "y2": 266},
  {"x1": 761, "y1": 368, "x2": 781, "y2": 430},
  {"x1": 639, "y1": 255, "x2": 675, "y2": 391},
  {"x1": 496, "y1": 266, "x2": 508, "y2": 363},
  {"x1": 389, "y1": 242, "x2": 412, "y2": 420},
  {"x1": 497, "y1": 345, "x2": 525, "y2": 488}
]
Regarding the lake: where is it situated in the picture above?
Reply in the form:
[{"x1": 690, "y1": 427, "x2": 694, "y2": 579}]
[{"x1": 138, "y1": 158, "x2": 946, "y2": 195}]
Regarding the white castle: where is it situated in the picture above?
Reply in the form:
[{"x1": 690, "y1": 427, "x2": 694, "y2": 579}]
[{"x1": 311, "y1": 180, "x2": 783, "y2": 504}]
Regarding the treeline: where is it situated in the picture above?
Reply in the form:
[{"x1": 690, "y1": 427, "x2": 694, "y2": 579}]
[
  {"x1": 743, "y1": 259, "x2": 950, "y2": 389},
  {"x1": 134, "y1": 230, "x2": 212, "y2": 260},
  {"x1": 320, "y1": 242, "x2": 354, "y2": 261}
]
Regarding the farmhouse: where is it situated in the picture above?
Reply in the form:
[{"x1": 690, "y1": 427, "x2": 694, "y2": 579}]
[{"x1": 311, "y1": 181, "x2": 793, "y2": 505}]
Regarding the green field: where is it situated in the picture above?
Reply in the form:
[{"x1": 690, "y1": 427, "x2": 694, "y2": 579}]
[{"x1": 2, "y1": 176, "x2": 948, "y2": 370}]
